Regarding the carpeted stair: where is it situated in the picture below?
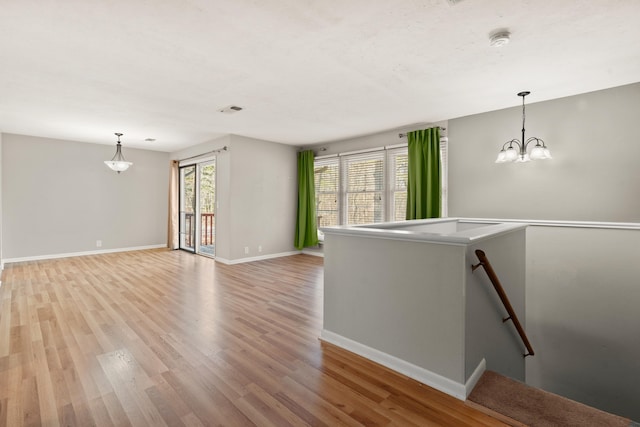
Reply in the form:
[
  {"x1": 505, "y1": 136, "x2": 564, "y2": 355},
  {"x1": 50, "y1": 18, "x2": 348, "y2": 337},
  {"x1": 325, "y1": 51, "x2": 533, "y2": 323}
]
[{"x1": 467, "y1": 370, "x2": 637, "y2": 427}]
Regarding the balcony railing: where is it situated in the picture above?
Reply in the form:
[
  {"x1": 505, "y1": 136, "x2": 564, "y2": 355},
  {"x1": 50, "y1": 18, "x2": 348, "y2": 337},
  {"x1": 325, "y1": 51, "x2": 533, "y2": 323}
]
[{"x1": 184, "y1": 213, "x2": 215, "y2": 248}]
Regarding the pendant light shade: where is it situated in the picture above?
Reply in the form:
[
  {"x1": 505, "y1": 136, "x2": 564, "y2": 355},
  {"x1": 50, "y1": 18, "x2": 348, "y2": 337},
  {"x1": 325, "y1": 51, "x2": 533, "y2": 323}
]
[{"x1": 104, "y1": 132, "x2": 132, "y2": 173}]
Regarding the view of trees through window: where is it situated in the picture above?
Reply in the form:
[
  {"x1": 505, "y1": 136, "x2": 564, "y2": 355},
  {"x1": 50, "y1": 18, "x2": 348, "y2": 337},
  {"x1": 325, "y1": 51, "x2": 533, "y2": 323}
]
[
  {"x1": 181, "y1": 164, "x2": 215, "y2": 215},
  {"x1": 392, "y1": 152, "x2": 408, "y2": 221},
  {"x1": 182, "y1": 166, "x2": 196, "y2": 214},
  {"x1": 314, "y1": 161, "x2": 339, "y2": 228},
  {"x1": 314, "y1": 148, "x2": 410, "y2": 228},
  {"x1": 345, "y1": 155, "x2": 384, "y2": 225},
  {"x1": 199, "y1": 163, "x2": 215, "y2": 214},
  {"x1": 180, "y1": 161, "x2": 216, "y2": 254}
]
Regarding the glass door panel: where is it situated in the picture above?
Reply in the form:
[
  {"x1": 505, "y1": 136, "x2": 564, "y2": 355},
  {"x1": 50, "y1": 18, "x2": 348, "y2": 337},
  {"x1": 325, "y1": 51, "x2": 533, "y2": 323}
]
[
  {"x1": 179, "y1": 165, "x2": 196, "y2": 252},
  {"x1": 197, "y1": 160, "x2": 216, "y2": 257}
]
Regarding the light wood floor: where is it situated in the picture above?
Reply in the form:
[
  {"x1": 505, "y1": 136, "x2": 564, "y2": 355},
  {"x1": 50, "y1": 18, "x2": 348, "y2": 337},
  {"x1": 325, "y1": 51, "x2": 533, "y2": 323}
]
[{"x1": 0, "y1": 250, "x2": 507, "y2": 426}]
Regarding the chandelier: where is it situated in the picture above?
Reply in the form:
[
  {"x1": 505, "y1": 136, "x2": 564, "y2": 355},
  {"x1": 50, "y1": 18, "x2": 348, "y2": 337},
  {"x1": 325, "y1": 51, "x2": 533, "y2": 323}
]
[
  {"x1": 104, "y1": 132, "x2": 133, "y2": 173},
  {"x1": 495, "y1": 91, "x2": 551, "y2": 163}
]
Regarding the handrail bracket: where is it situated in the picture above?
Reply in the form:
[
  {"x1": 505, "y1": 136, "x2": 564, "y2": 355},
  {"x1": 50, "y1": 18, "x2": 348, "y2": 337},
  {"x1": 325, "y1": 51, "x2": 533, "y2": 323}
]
[{"x1": 471, "y1": 261, "x2": 484, "y2": 272}]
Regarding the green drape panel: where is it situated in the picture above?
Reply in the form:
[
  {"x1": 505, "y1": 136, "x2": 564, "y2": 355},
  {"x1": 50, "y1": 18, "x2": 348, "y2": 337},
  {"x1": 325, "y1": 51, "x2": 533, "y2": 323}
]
[
  {"x1": 406, "y1": 127, "x2": 441, "y2": 220},
  {"x1": 295, "y1": 150, "x2": 319, "y2": 250}
]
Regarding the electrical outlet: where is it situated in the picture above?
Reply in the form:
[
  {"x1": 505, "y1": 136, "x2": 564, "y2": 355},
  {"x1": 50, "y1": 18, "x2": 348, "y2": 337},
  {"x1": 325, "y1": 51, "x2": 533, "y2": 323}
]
[
  {"x1": 244, "y1": 246, "x2": 249, "y2": 254},
  {"x1": 96, "y1": 240, "x2": 102, "y2": 248},
  {"x1": 258, "y1": 245, "x2": 262, "y2": 253}
]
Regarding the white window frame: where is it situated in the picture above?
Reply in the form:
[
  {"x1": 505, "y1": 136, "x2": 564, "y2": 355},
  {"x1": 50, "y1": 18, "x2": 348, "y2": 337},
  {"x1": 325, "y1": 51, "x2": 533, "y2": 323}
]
[
  {"x1": 314, "y1": 157, "x2": 341, "y2": 229},
  {"x1": 313, "y1": 136, "x2": 448, "y2": 226},
  {"x1": 341, "y1": 151, "x2": 386, "y2": 225},
  {"x1": 386, "y1": 147, "x2": 409, "y2": 222}
]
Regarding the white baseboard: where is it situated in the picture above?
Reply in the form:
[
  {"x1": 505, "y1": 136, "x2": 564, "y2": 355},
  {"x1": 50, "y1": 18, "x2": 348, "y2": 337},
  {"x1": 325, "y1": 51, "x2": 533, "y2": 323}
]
[
  {"x1": 2, "y1": 244, "x2": 167, "y2": 265},
  {"x1": 301, "y1": 248, "x2": 324, "y2": 257},
  {"x1": 215, "y1": 250, "x2": 302, "y2": 265},
  {"x1": 464, "y1": 358, "x2": 486, "y2": 398},
  {"x1": 320, "y1": 329, "x2": 469, "y2": 400}
]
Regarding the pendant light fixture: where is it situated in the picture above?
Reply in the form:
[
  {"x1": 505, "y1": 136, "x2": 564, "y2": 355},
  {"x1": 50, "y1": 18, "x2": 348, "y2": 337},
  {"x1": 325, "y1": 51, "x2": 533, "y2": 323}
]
[
  {"x1": 495, "y1": 91, "x2": 551, "y2": 163},
  {"x1": 104, "y1": 132, "x2": 133, "y2": 173}
]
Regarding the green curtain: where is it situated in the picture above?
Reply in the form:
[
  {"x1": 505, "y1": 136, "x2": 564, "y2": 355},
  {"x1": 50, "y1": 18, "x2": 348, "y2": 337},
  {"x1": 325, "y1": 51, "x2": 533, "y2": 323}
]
[
  {"x1": 295, "y1": 150, "x2": 319, "y2": 250},
  {"x1": 406, "y1": 127, "x2": 441, "y2": 220}
]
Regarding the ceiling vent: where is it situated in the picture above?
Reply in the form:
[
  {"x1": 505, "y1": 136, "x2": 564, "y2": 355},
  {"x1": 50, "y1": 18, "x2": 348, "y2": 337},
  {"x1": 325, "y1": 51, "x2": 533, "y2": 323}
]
[{"x1": 219, "y1": 105, "x2": 243, "y2": 114}]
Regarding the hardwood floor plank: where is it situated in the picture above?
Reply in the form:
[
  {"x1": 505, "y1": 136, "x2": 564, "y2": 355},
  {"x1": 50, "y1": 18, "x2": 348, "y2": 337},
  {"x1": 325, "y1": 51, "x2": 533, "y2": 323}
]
[
  {"x1": 0, "y1": 298, "x2": 12, "y2": 359},
  {"x1": 100, "y1": 391, "x2": 132, "y2": 427},
  {"x1": 277, "y1": 376, "x2": 363, "y2": 427},
  {"x1": 0, "y1": 250, "x2": 508, "y2": 426},
  {"x1": 21, "y1": 375, "x2": 41, "y2": 426}
]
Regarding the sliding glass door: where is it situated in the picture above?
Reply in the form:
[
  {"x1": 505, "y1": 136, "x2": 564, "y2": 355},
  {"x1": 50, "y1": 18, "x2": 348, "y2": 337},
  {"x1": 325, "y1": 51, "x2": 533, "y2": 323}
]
[
  {"x1": 198, "y1": 161, "x2": 216, "y2": 256},
  {"x1": 179, "y1": 165, "x2": 196, "y2": 252},
  {"x1": 179, "y1": 159, "x2": 216, "y2": 257}
]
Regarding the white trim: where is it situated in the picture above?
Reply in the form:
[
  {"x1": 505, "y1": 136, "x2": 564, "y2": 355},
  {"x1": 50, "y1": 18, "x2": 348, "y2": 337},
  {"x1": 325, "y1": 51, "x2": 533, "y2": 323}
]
[
  {"x1": 178, "y1": 146, "x2": 228, "y2": 166},
  {"x1": 339, "y1": 147, "x2": 385, "y2": 157},
  {"x1": 2, "y1": 244, "x2": 167, "y2": 265},
  {"x1": 314, "y1": 153, "x2": 338, "y2": 160},
  {"x1": 320, "y1": 329, "x2": 468, "y2": 400},
  {"x1": 215, "y1": 250, "x2": 302, "y2": 265},
  {"x1": 322, "y1": 220, "x2": 527, "y2": 245},
  {"x1": 301, "y1": 248, "x2": 324, "y2": 257},
  {"x1": 179, "y1": 154, "x2": 216, "y2": 167},
  {"x1": 464, "y1": 358, "x2": 486, "y2": 399},
  {"x1": 384, "y1": 142, "x2": 408, "y2": 150},
  {"x1": 452, "y1": 217, "x2": 640, "y2": 231}
]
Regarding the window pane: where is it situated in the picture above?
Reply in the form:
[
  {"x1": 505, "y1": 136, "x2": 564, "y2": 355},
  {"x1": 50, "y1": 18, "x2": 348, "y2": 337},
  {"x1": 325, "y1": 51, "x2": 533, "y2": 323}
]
[
  {"x1": 316, "y1": 193, "x2": 338, "y2": 227},
  {"x1": 389, "y1": 150, "x2": 408, "y2": 222},
  {"x1": 315, "y1": 159, "x2": 339, "y2": 228},
  {"x1": 315, "y1": 162, "x2": 338, "y2": 192},
  {"x1": 394, "y1": 154, "x2": 408, "y2": 190},
  {"x1": 347, "y1": 158, "x2": 383, "y2": 192},
  {"x1": 347, "y1": 192, "x2": 383, "y2": 225},
  {"x1": 394, "y1": 191, "x2": 407, "y2": 221}
]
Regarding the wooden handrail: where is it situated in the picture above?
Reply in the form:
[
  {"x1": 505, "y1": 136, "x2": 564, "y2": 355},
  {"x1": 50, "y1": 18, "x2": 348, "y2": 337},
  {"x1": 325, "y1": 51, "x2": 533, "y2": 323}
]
[{"x1": 471, "y1": 249, "x2": 535, "y2": 358}]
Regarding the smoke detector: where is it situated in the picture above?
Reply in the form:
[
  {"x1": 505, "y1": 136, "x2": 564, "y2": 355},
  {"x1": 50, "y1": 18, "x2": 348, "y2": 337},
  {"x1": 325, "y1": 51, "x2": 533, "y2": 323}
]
[
  {"x1": 489, "y1": 31, "x2": 511, "y2": 47},
  {"x1": 219, "y1": 105, "x2": 243, "y2": 114}
]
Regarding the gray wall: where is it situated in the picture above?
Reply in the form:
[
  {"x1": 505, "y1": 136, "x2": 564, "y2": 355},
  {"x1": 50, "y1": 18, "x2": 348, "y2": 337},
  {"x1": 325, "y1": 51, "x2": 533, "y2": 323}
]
[
  {"x1": 323, "y1": 233, "x2": 466, "y2": 382},
  {"x1": 2, "y1": 133, "x2": 169, "y2": 259},
  {"x1": 171, "y1": 134, "x2": 298, "y2": 262},
  {"x1": 0, "y1": 132, "x2": 3, "y2": 267},
  {"x1": 228, "y1": 135, "x2": 298, "y2": 260},
  {"x1": 446, "y1": 83, "x2": 640, "y2": 419},
  {"x1": 0, "y1": 133, "x2": 3, "y2": 267},
  {"x1": 448, "y1": 82, "x2": 640, "y2": 222},
  {"x1": 526, "y1": 226, "x2": 640, "y2": 420}
]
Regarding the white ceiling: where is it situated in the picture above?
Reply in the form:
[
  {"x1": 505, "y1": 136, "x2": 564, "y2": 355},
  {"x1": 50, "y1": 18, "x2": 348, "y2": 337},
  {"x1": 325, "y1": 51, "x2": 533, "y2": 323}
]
[{"x1": 1, "y1": 0, "x2": 639, "y2": 152}]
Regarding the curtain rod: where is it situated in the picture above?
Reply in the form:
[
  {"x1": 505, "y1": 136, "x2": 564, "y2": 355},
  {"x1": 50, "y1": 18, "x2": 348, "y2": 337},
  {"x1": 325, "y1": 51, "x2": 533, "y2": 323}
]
[
  {"x1": 398, "y1": 126, "x2": 446, "y2": 138},
  {"x1": 315, "y1": 143, "x2": 408, "y2": 159},
  {"x1": 178, "y1": 146, "x2": 228, "y2": 162}
]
